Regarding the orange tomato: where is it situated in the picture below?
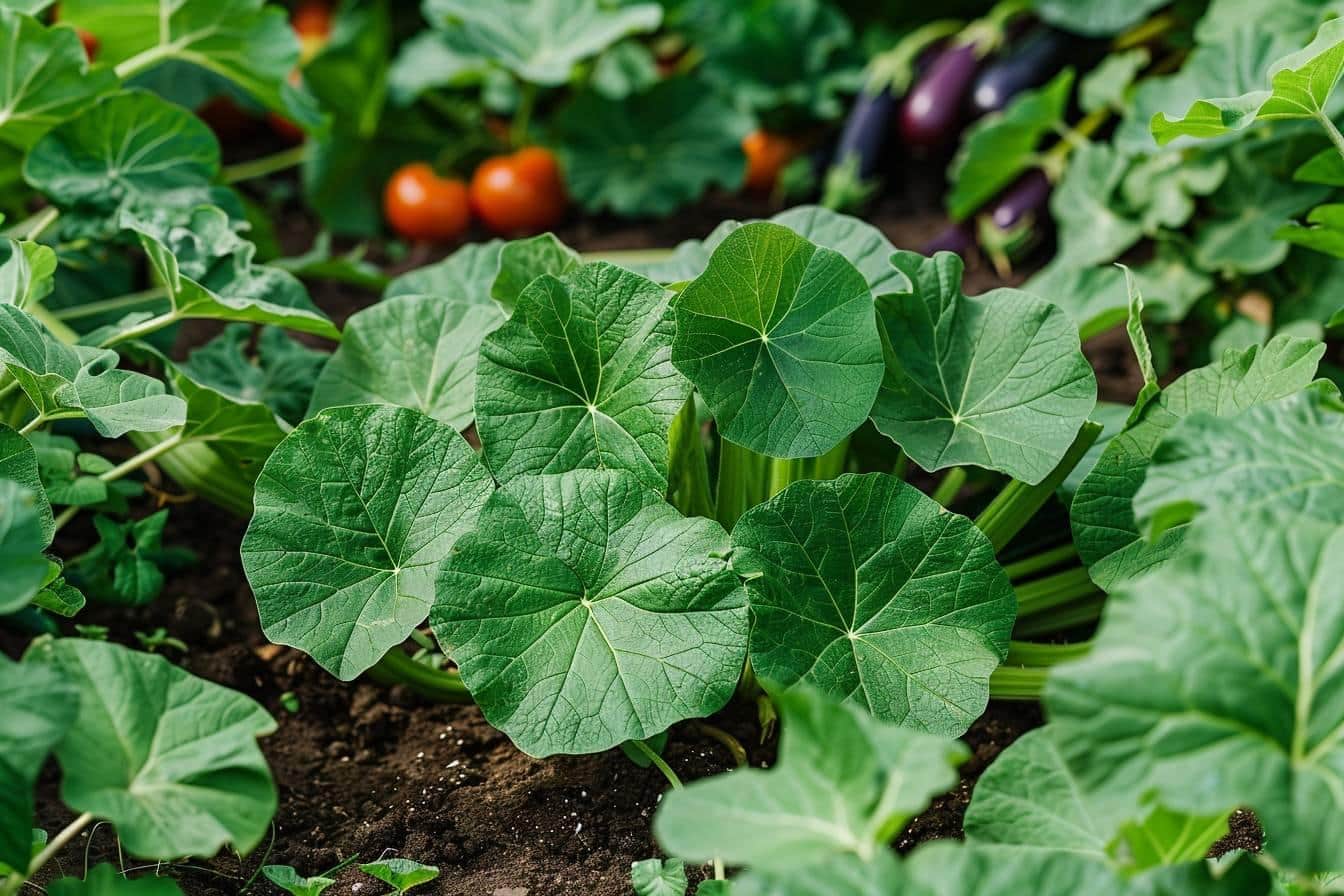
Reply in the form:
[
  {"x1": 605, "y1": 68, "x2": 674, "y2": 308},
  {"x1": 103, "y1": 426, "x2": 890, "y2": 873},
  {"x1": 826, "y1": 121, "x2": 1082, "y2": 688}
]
[
  {"x1": 291, "y1": 1, "x2": 333, "y2": 64},
  {"x1": 468, "y1": 147, "x2": 567, "y2": 236},
  {"x1": 77, "y1": 28, "x2": 97, "y2": 60},
  {"x1": 384, "y1": 163, "x2": 472, "y2": 243},
  {"x1": 741, "y1": 130, "x2": 800, "y2": 193}
]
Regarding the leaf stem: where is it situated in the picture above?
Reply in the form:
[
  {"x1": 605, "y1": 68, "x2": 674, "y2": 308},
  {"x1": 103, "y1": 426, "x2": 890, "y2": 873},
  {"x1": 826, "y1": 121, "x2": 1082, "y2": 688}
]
[
  {"x1": 18, "y1": 413, "x2": 47, "y2": 436},
  {"x1": 222, "y1": 145, "x2": 311, "y2": 185},
  {"x1": 987, "y1": 665, "x2": 1048, "y2": 700},
  {"x1": 715, "y1": 439, "x2": 769, "y2": 530},
  {"x1": 4, "y1": 206, "x2": 60, "y2": 241},
  {"x1": 1314, "y1": 110, "x2": 1344, "y2": 162},
  {"x1": 97, "y1": 310, "x2": 182, "y2": 348},
  {"x1": 1013, "y1": 595, "x2": 1106, "y2": 638},
  {"x1": 53, "y1": 286, "x2": 170, "y2": 322},
  {"x1": 666, "y1": 396, "x2": 715, "y2": 519},
  {"x1": 51, "y1": 432, "x2": 187, "y2": 534},
  {"x1": 26, "y1": 812, "x2": 94, "y2": 883},
  {"x1": 690, "y1": 721, "x2": 748, "y2": 768},
  {"x1": 113, "y1": 44, "x2": 175, "y2": 81},
  {"x1": 930, "y1": 467, "x2": 967, "y2": 508},
  {"x1": 366, "y1": 648, "x2": 473, "y2": 702},
  {"x1": 1014, "y1": 566, "x2": 1100, "y2": 617},
  {"x1": 974, "y1": 422, "x2": 1102, "y2": 553},
  {"x1": 1002, "y1": 543, "x2": 1078, "y2": 581},
  {"x1": 630, "y1": 739, "x2": 683, "y2": 790},
  {"x1": 1005, "y1": 639, "x2": 1092, "y2": 666},
  {"x1": 510, "y1": 81, "x2": 538, "y2": 147}
]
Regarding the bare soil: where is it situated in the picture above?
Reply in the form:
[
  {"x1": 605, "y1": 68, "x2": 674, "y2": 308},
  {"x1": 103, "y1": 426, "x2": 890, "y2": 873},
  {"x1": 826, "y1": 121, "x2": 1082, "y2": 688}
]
[{"x1": 9, "y1": 165, "x2": 1256, "y2": 895}]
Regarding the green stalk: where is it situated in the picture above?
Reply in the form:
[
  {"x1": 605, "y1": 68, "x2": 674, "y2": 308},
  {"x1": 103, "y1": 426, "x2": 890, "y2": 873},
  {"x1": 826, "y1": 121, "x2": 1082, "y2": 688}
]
[
  {"x1": 1014, "y1": 566, "x2": 1100, "y2": 617},
  {"x1": 666, "y1": 396, "x2": 715, "y2": 518},
  {"x1": 987, "y1": 666, "x2": 1048, "y2": 701},
  {"x1": 222, "y1": 145, "x2": 310, "y2": 184},
  {"x1": 578, "y1": 248, "x2": 676, "y2": 267},
  {"x1": 931, "y1": 467, "x2": 967, "y2": 508},
  {"x1": 366, "y1": 649, "x2": 472, "y2": 702},
  {"x1": 975, "y1": 422, "x2": 1102, "y2": 553},
  {"x1": 630, "y1": 739, "x2": 683, "y2": 790},
  {"x1": 716, "y1": 439, "x2": 770, "y2": 529},
  {"x1": 1005, "y1": 639, "x2": 1092, "y2": 666},
  {"x1": 4, "y1": 206, "x2": 60, "y2": 241},
  {"x1": 1, "y1": 811, "x2": 95, "y2": 895},
  {"x1": 1003, "y1": 543, "x2": 1078, "y2": 582},
  {"x1": 51, "y1": 432, "x2": 187, "y2": 534},
  {"x1": 1013, "y1": 595, "x2": 1106, "y2": 638},
  {"x1": 510, "y1": 81, "x2": 538, "y2": 147},
  {"x1": 52, "y1": 286, "x2": 169, "y2": 322}
]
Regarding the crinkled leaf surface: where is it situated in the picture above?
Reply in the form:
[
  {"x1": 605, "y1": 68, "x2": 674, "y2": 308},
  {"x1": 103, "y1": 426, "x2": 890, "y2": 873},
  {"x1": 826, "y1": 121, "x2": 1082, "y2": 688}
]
[
  {"x1": 181, "y1": 325, "x2": 327, "y2": 427},
  {"x1": 554, "y1": 77, "x2": 750, "y2": 217},
  {"x1": 48, "y1": 865, "x2": 184, "y2": 896},
  {"x1": 1134, "y1": 381, "x2": 1344, "y2": 537},
  {"x1": 0, "y1": 304, "x2": 186, "y2": 437},
  {"x1": 1120, "y1": 150, "x2": 1228, "y2": 233},
  {"x1": 476, "y1": 263, "x2": 687, "y2": 491},
  {"x1": 0, "y1": 10, "x2": 116, "y2": 150},
  {"x1": 1071, "y1": 334, "x2": 1323, "y2": 590},
  {"x1": 631, "y1": 858, "x2": 687, "y2": 896},
  {"x1": 33, "y1": 637, "x2": 276, "y2": 858},
  {"x1": 0, "y1": 237, "x2": 55, "y2": 308},
  {"x1": 384, "y1": 239, "x2": 503, "y2": 302},
  {"x1": 0, "y1": 422, "x2": 50, "y2": 541},
  {"x1": 23, "y1": 90, "x2": 220, "y2": 214},
  {"x1": 0, "y1": 652, "x2": 77, "y2": 870},
  {"x1": 732, "y1": 474, "x2": 1015, "y2": 736},
  {"x1": 654, "y1": 687, "x2": 966, "y2": 870},
  {"x1": 309, "y1": 294, "x2": 504, "y2": 431},
  {"x1": 425, "y1": 0, "x2": 661, "y2": 86},
  {"x1": 242, "y1": 405, "x2": 493, "y2": 680},
  {"x1": 671, "y1": 222, "x2": 883, "y2": 458},
  {"x1": 431, "y1": 470, "x2": 748, "y2": 757},
  {"x1": 124, "y1": 205, "x2": 338, "y2": 339},
  {"x1": 1049, "y1": 507, "x2": 1344, "y2": 873},
  {"x1": 948, "y1": 70, "x2": 1074, "y2": 221},
  {"x1": 871, "y1": 251, "x2": 1096, "y2": 484},
  {"x1": 1152, "y1": 17, "x2": 1344, "y2": 143},
  {"x1": 60, "y1": 0, "x2": 312, "y2": 125}
]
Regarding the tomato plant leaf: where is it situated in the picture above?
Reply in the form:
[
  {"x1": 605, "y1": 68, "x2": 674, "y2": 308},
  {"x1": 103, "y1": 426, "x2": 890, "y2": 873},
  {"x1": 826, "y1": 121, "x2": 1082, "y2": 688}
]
[
  {"x1": 0, "y1": 10, "x2": 116, "y2": 150},
  {"x1": 425, "y1": 0, "x2": 661, "y2": 86},
  {"x1": 23, "y1": 90, "x2": 221, "y2": 215},
  {"x1": 871, "y1": 251, "x2": 1097, "y2": 484},
  {"x1": 476, "y1": 263, "x2": 687, "y2": 491},
  {"x1": 1071, "y1": 334, "x2": 1324, "y2": 590},
  {"x1": 123, "y1": 205, "x2": 339, "y2": 339},
  {"x1": 1050, "y1": 506, "x2": 1344, "y2": 873},
  {"x1": 0, "y1": 653, "x2": 77, "y2": 871},
  {"x1": 732, "y1": 474, "x2": 1015, "y2": 736},
  {"x1": 654, "y1": 686, "x2": 967, "y2": 870},
  {"x1": 243, "y1": 405, "x2": 494, "y2": 680},
  {"x1": 671, "y1": 221, "x2": 883, "y2": 459},
  {"x1": 0, "y1": 305, "x2": 187, "y2": 437},
  {"x1": 309, "y1": 294, "x2": 504, "y2": 431},
  {"x1": 554, "y1": 77, "x2": 751, "y2": 217},
  {"x1": 32, "y1": 637, "x2": 276, "y2": 858},
  {"x1": 1134, "y1": 381, "x2": 1344, "y2": 537},
  {"x1": 431, "y1": 470, "x2": 748, "y2": 757},
  {"x1": 948, "y1": 70, "x2": 1074, "y2": 221}
]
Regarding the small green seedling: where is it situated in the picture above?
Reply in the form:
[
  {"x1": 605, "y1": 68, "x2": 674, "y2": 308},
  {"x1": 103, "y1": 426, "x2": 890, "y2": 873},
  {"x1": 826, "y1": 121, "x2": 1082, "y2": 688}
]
[
  {"x1": 631, "y1": 857, "x2": 687, "y2": 896},
  {"x1": 358, "y1": 859, "x2": 440, "y2": 895},
  {"x1": 262, "y1": 865, "x2": 335, "y2": 896}
]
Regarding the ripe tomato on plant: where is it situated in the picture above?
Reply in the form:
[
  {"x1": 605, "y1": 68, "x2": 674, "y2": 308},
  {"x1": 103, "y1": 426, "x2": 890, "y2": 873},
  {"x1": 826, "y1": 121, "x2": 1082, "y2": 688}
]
[
  {"x1": 291, "y1": 1, "x2": 333, "y2": 64},
  {"x1": 469, "y1": 147, "x2": 567, "y2": 236},
  {"x1": 741, "y1": 130, "x2": 801, "y2": 193},
  {"x1": 384, "y1": 162, "x2": 472, "y2": 243}
]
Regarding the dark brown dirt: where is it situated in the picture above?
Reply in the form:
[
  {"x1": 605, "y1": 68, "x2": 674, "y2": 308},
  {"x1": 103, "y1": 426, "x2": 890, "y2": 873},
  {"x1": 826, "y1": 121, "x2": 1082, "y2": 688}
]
[{"x1": 12, "y1": 166, "x2": 1183, "y2": 896}]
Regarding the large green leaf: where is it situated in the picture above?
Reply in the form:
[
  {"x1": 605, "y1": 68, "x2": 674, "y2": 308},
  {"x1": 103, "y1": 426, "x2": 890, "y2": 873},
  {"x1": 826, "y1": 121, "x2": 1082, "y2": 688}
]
[
  {"x1": 0, "y1": 238, "x2": 56, "y2": 308},
  {"x1": 1050, "y1": 142, "x2": 1144, "y2": 268},
  {"x1": 631, "y1": 858, "x2": 687, "y2": 896},
  {"x1": 732, "y1": 474, "x2": 1015, "y2": 736},
  {"x1": 769, "y1": 206, "x2": 906, "y2": 296},
  {"x1": 48, "y1": 865, "x2": 183, "y2": 896},
  {"x1": 0, "y1": 422, "x2": 50, "y2": 541},
  {"x1": 167, "y1": 360, "x2": 288, "y2": 484},
  {"x1": 60, "y1": 0, "x2": 314, "y2": 126},
  {"x1": 1152, "y1": 17, "x2": 1344, "y2": 143},
  {"x1": 871, "y1": 251, "x2": 1096, "y2": 484},
  {"x1": 671, "y1": 221, "x2": 883, "y2": 458},
  {"x1": 181, "y1": 325, "x2": 327, "y2": 427},
  {"x1": 383, "y1": 239, "x2": 503, "y2": 302},
  {"x1": 431, "y1": 469, "x2": 748, "y2": 757},
  {"x1": 1049, "y1": 507, "x2": 1344, "y2": 873},
  {"x1": 0, "y1": 304, "x2": 186, "y2": 437},
  {"x1": 23, "y1": 90, "x2": 220, "y2": 214},
  {"x1": 0, "y1": 653, "x2": 77, "y2": 871},
  {"x1": 1134, "y1": 381, "x2": 1344, "y2": 537},
  {"x1": 476, "y1": 263, "x2": 687, "y2": 491},
  {"x1": 309, "y1": 294, "x2": 504, "y2": 431},
  {"x1": 948, "y1": 70, "x2": 1074, "y2": 221},
  {"x1": 654, "y1": 686, "x2": 966, "y2": 870},
  {"x1": 1031, "y1": 0, "x2": 1170, "y2": 37},
  {"x1": 122, "y1": 205, "x2": 338, "y2": 339},
  {"x1": 425, "y1": 0, "x2": 661, "y2": 86},
  {"x1": 1070, "y1": 334, "x2": 1323, "y2": 590},
  {"x1": 31, "y1": 639, "x2": 276, "y2": 859},
  {"x1": 491, "y1": 233, "x2": 579, "y2": 312},
  {"x1": 0, "y1": 10, "x2": 116, "y2": 150},
  {"x1": 554, "y1": 77, "x2": 751, "y2": 217},
  {"x1": 242, "y1": 404, "x2": 494, "y2": 680}
]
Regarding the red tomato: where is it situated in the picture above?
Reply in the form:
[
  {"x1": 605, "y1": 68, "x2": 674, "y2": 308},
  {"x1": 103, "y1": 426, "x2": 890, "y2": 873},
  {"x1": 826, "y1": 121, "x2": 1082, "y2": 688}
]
[
  {"x1": 468, "y1": 147, "x2": 567, "y2": 236},
  {"x1": 267, "y1": 69, "x2": 306, "y2": 143},
  {"x1": 77, "y1": 28, "x2": 97, "y2": 60},
  {"x1": 741, "y1": 130, "x2": 800, "y2": 193},
  {"x1": 291, "y1": 1, "x2": 333, "y2": 64},
  {"x1": 384, "y1": 163, "x2": 472, "y2": 243}
]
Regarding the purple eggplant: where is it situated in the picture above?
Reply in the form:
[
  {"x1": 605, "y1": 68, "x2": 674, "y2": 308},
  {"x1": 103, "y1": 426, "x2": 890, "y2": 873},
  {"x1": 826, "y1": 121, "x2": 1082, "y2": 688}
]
[
  {"x1": 899, "y1": 42, "x2": 983, "y2": 150},
  {"x1": 921, "y1": 221, "x2": 975, "y2": 257},
  {"x1": 969, "y1": 27, "x2": 1069, "y2": 117},
  {"x1": 834, "y1": 88, "x2": 896, "y2": 181},
  {"x1": 986, "y1": 168, "x2": 1052, "y2": 231}
]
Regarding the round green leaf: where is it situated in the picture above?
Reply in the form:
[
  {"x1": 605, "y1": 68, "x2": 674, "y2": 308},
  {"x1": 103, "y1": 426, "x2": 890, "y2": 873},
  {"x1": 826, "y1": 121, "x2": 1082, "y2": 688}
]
[
  {"x1": 732, "y1": 473, "x2": 1015, "y2": 735},
  {"x1": 309, "y1": 294, "x2": 505, "y2": 430},
  {"x1": 34, "y1": 638, "x2": 276, "y2": 859},
  {"x1": 671, "y1": 222, "x2": 883, "y2": 459},
  {"x1": 476, "y1": 262, "x2": 688, "y2": 491},
  {"x1": 0, "y1": 9, "x2": 117, "y2": 150},
  {"x1": 384, "y1": 239, "x2": 503, "y2": 301},
  {"x1": 24, "y1": 89, "x2": 220, "y2": 213},
  {"x1": 770, "y1": 206, "x2": 905, "y2": 296},
  {"x1": 871, "y1": 251, "x2": 1096, "y2": 485},
  {"x1": 242, "y1": 404, "x2": 494, "y2": 680},
  {"x1": 431, "y1": 469, "x2": 748, "y2": 757}
]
